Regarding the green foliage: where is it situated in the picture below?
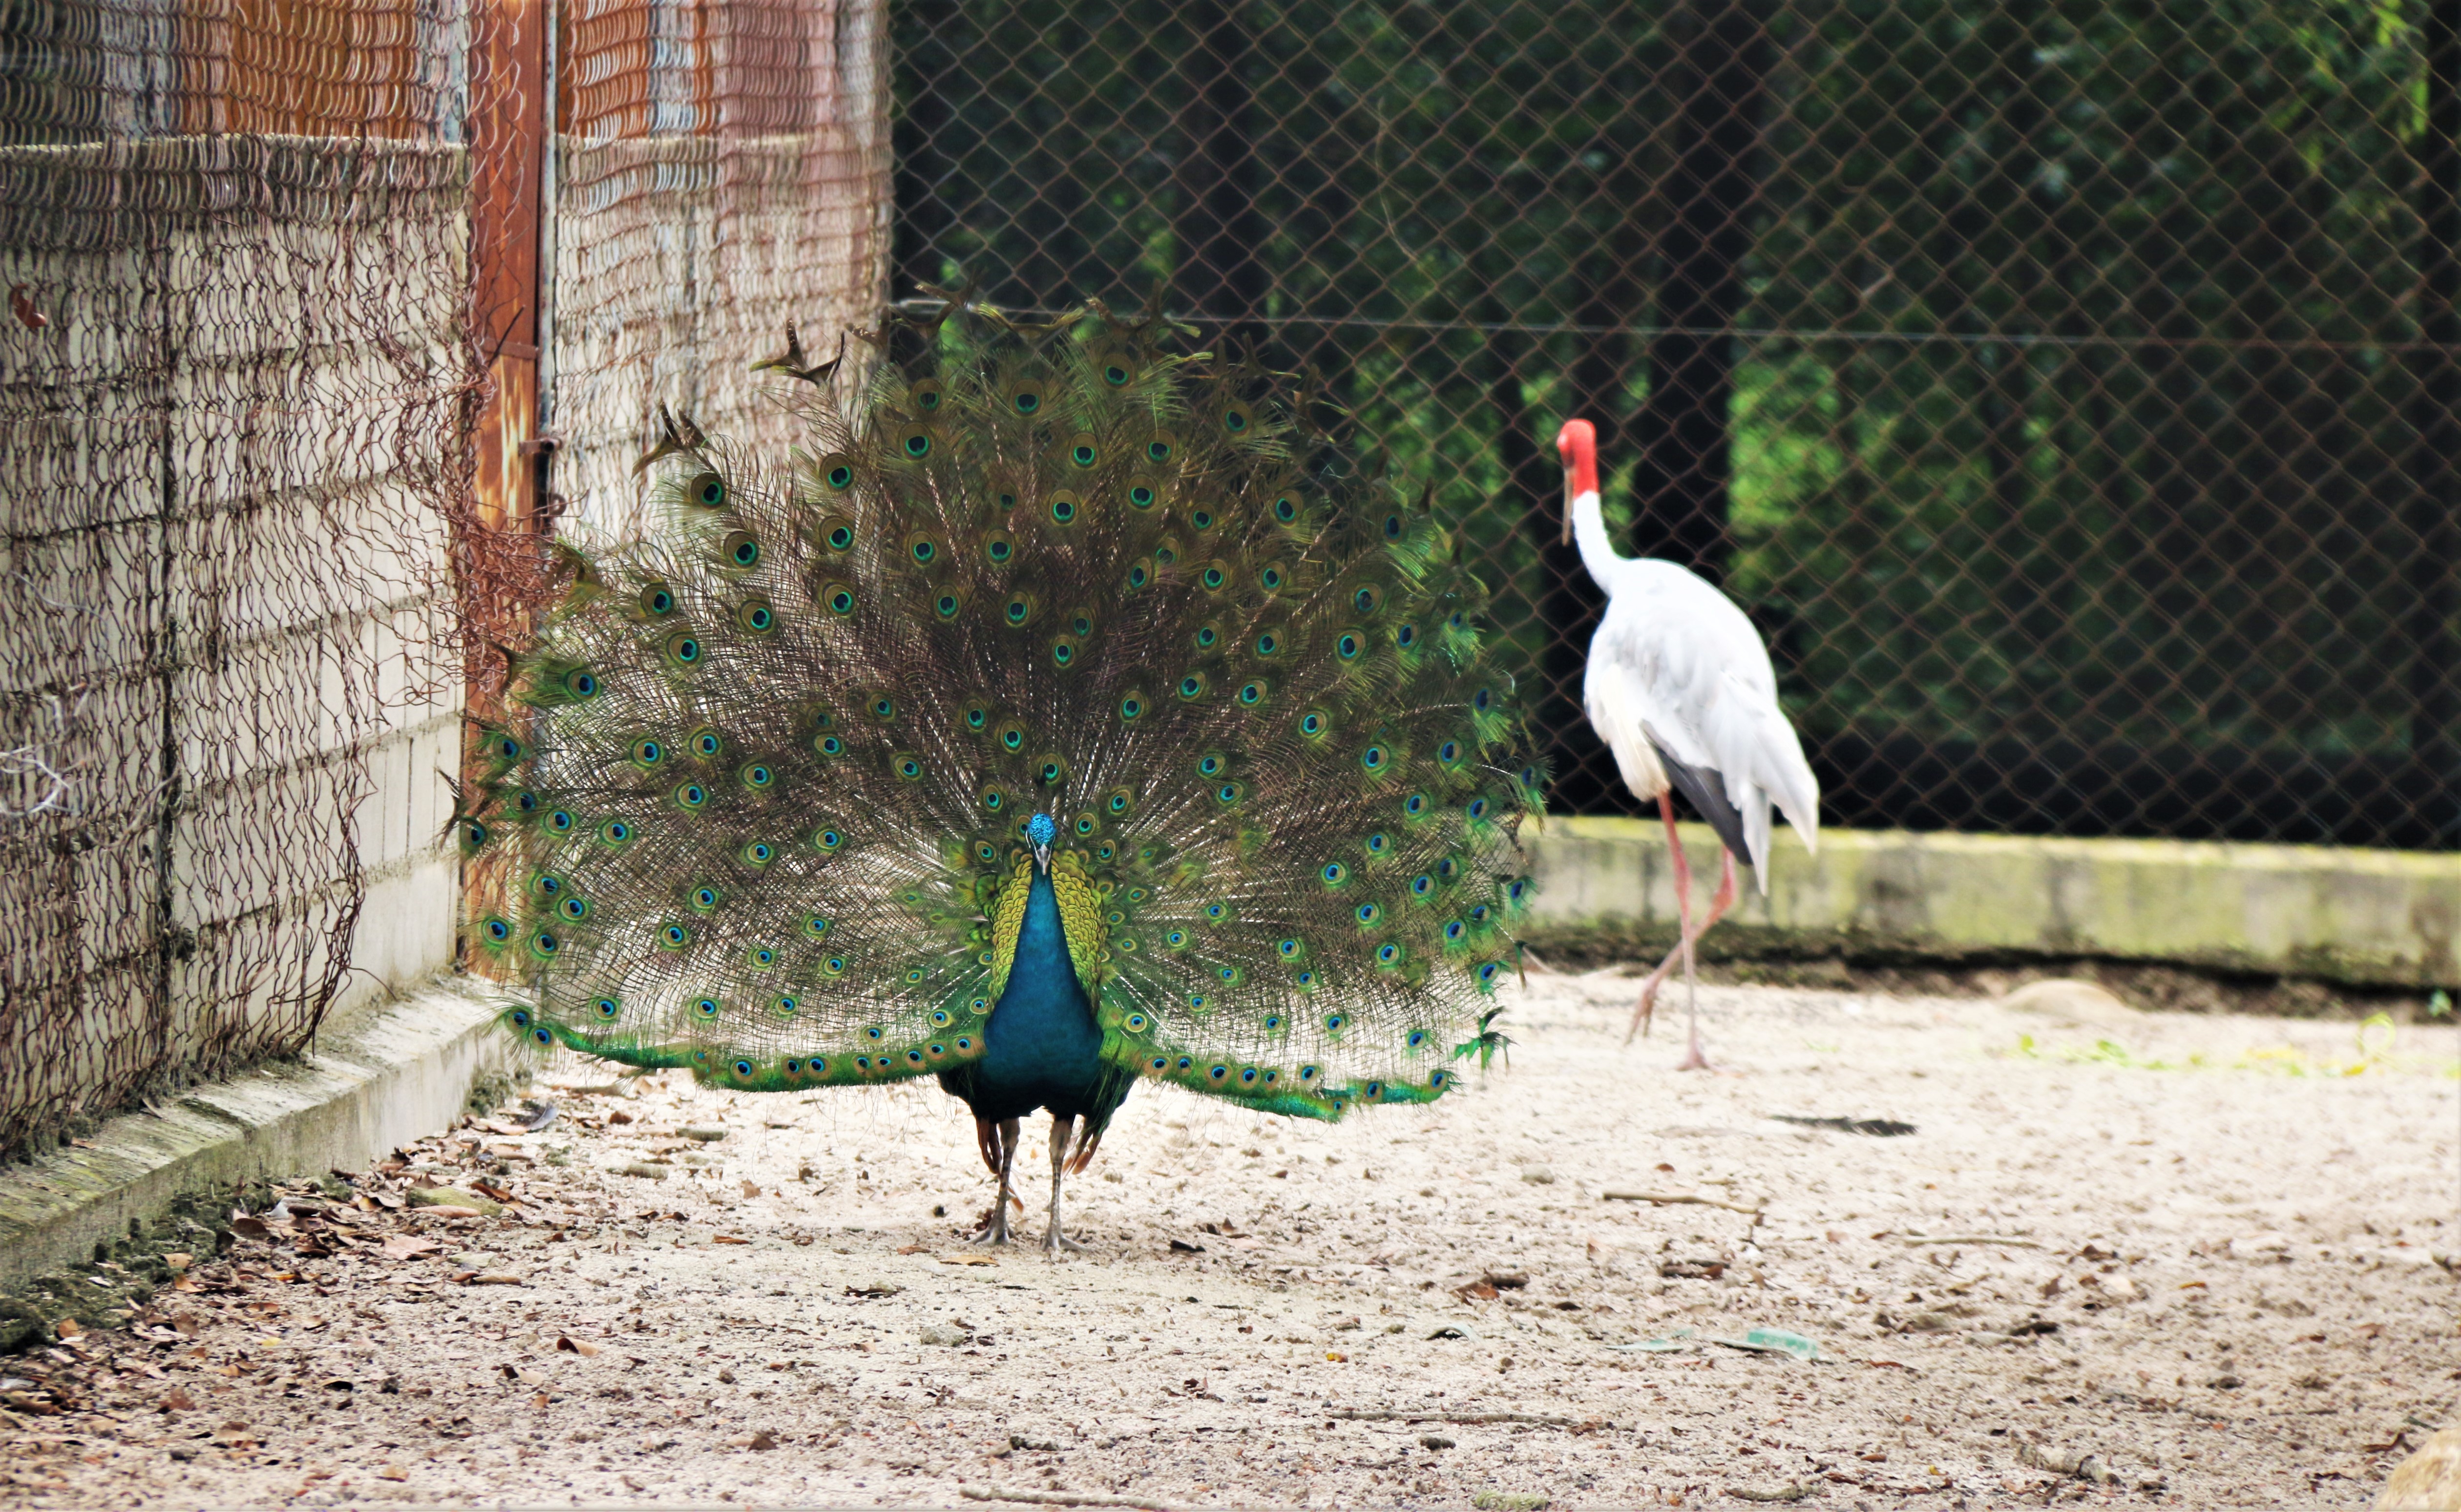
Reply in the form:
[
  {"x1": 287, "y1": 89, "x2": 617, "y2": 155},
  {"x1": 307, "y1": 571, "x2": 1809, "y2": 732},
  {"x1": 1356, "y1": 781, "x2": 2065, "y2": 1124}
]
[{"x1": 895, "y1": 0, "x2": 2439, "y2": 770}]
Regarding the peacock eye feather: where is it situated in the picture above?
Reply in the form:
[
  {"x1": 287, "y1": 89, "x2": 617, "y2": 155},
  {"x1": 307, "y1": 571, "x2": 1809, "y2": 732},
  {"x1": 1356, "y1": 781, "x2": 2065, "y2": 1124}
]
[
  {"x1": 639, "y1": 583, "x2": 676, "y2": 617},
  {"x1": 908, "y1": 378, "x2": 945, "y2": 413},
  {"x1": 1125, "y1": 478, "x2": 1157, "y2": 510},
  {"x1": 599, "y1": 818, "x2": 632, "y2": 847},
  {"x1": 672, "y1": 780, "x2": 708, "y2": 811},
  {"x1": 690, "y1": 727, "x2": 724, "y2": 759},
  {"x1": 814, "y1": 454, "x2": 856, "y2": 492},
  {"x1": 1069, "y1": 433, "x2": 1098, "y2": 468},
  {"x1": 983, "y1": 529, "x2": 1015, "y2": 565},
  {"x1": 662, "y1": 630, "x2": 702, "y2": 667},
  {"x1": 736, "y1": 599, "x2": 775, "y2": 634},
  {"x1": 821, "y1": 581, "x2": 856, "y2": 615},
  {"x1": 685, "y1": 470, "x2": 727, "y2": 510},
  {"x1": 719, "y1": 531, "x2": 761, "y2": 570},
  {"x1": 1047, "y1": 490, "x2": 1081, "y2": 526},
  {"x1": 1220, "y1": 403, "x2": 1252, "y2": 434},
  {"x1": 1145, "y1": 430, "x2": 1177, "y2": 465}
]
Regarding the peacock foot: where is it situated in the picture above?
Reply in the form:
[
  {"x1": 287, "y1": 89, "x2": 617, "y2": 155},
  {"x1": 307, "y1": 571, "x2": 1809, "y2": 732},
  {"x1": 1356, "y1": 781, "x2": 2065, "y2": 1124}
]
[
  {"x1": 1040, "y1": 1225, "x2": 1089, "y2": 1255},
  {"x1": 971, "y1": 1198, "x2": 1021, "y2": 1245}
]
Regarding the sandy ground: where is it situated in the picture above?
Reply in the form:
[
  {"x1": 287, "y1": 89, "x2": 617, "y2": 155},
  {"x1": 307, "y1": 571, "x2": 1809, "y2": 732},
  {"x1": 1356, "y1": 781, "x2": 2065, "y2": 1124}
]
[{"x1": 5, "y1": 973, "x2": 2456, "y2": 1511}]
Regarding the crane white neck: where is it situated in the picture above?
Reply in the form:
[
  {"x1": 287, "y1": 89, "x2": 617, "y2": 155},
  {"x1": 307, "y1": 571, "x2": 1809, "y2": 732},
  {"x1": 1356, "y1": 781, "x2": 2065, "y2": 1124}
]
[{"x1": 1568, "y1": 488, "x2": 1626, "y2": 587}]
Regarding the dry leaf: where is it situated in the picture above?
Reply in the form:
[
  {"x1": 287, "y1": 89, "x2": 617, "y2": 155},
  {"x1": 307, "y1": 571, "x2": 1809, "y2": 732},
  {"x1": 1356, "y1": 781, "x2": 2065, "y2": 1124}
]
[
  {"x1": 53, "y1": 1317, "x2": 81, "y2": 1339},
  {"x1": 157, "y1": 1386, "x2": 197, "y2": 1413},
  {"x1": 712, "y1": 1235, "x2": 750, "y2": 1246},
  {"x1": 555, "y1": 1336, "x2": 601, "y2": 1358},
  {"x1": 163, "y1": 1252, "x2": 192, "y2": 1270},
  {"x1": 381, "y1": 1234, "x2": 442, "y2": 1261},
  {"x1": 896, "y1": 1243, "x2": 929, "y2": 1255},
  {"x1": 378, "y1": 1466, "x2": 408, "y2": 1482},
  {"x1": 746, "y1": 1430, "x2": 778, "y2": 1450},
  {"x1": 940, "y1": 1255, "x2": 995, "y2": 1267}
]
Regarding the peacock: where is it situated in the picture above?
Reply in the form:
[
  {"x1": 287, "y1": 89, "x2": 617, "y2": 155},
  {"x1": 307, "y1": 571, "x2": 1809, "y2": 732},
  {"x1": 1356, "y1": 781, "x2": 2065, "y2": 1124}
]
[{"x1": 458, "y1": 293, "x2": 1543, "y2": 1250}]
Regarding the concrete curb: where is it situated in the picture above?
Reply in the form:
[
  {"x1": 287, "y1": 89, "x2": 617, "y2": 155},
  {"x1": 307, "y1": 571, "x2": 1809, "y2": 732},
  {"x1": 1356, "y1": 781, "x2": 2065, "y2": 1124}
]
[
  {"x1": 0, "y1": 976, "x2": 517, "y2": 1289},
  {"x1": 1524, "y1": 818, "x2": 2460, "y2": 989}
]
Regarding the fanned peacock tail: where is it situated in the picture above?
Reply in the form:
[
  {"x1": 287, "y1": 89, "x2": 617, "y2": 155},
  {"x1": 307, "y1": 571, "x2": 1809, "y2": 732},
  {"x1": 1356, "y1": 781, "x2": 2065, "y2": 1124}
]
[{"x1": 461, "y1": 295, "x2": 1544, "y2": 1120}]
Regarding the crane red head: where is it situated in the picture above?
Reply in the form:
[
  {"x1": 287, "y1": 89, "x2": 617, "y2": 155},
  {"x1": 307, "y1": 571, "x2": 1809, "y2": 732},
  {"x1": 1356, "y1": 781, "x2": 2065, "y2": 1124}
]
[{"x1": 1555, "y1": 419, "x2": 1598, "y2": 546}]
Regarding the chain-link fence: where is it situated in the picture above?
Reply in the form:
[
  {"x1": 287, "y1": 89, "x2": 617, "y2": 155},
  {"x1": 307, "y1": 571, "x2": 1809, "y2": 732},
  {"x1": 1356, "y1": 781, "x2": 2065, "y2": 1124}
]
[
  {"x1": 0, "y1": 0, "x2": 888, "y2": 1161},
  {"x1": 890, "y1": 0, "x2": 2461, "y2": 852}
]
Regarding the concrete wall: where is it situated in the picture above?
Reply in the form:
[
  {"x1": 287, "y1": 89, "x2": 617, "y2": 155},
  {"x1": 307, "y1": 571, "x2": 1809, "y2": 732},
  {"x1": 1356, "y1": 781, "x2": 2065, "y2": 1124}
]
[
  {"x1": 1525, "y1": 816, "x2": 2460, "y2": 989},
  {"x1": 0, "y1": 136, "x2": 467, "y2": 1155}
]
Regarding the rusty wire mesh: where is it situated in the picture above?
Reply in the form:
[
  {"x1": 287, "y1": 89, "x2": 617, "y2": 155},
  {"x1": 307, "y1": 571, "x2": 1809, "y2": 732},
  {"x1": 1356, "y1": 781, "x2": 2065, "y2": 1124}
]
[
  {"x1": 0, "y1": 4, "x2": 484, "y2": 1162},
  {"x1": 548, "y1": 0, "x2": 890, "y2": 544},
  {"x1": 0, "y1": 0, "x2": 889, "y2": 1159},
  {"x1": 890, "y1": 0, "x2": 2461, "y2": 851}
]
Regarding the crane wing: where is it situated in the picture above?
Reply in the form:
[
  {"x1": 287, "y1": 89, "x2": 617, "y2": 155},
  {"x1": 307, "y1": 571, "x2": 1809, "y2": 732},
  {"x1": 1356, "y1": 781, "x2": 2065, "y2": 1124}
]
[{"x1": 1584, "y1": 562, "x2": 1820, "y2": 893}]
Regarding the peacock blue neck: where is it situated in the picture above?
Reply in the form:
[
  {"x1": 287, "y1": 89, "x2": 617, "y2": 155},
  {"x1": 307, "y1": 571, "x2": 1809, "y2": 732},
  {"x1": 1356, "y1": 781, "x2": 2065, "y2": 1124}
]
[{"x1": 971, "y1": 863, "x2": 1104, "y2": 1110}]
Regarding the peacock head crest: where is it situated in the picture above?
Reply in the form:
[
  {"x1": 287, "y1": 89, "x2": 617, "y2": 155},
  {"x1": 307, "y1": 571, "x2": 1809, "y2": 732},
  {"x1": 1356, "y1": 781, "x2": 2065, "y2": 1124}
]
[{"x1": 1027, "y1": 810, "x2": 1056, "y2": 866}]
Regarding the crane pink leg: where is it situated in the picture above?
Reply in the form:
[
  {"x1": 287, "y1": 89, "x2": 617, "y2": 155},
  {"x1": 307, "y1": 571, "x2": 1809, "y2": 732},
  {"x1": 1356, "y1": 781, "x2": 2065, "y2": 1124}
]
[
  {"x1": 1626, "y1": 796, "x2": 1694, "y2": 1043},
  {"x1": 1673, "y1": 849, "x2": 1738, "y2": 1071},
  {"x1": 1624, "y1": 800, "x2": 1740, "y2": 1071}
]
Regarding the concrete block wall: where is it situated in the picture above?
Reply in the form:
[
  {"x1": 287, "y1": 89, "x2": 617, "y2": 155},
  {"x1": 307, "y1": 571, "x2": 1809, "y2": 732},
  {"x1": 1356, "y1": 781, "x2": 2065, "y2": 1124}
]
[
  {"x1": 0, "y1": 136, "x2": 470, "y2": 1155},
  {"x1": 1525, "y1": 816, "x2": 2461, "y2": 989}
]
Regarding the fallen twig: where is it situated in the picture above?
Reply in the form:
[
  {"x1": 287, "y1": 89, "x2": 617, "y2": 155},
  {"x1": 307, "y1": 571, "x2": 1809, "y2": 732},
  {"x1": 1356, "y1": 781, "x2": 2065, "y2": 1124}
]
[
  {"x1": 1901, "y1": 1233, "x2": 2044, "y2": 1248},
  {"x1": 1729, "y1": 1482, "x2": 1813, "y2": 1503},
  {"x1": 960, "y1": 1490, "x2": 1191, "y2": 1512},
  {"x1": 1602, "y1": 1190, "x2": 1765, "y2": 1214},
  {"x1": 1326, "y1": 1408, "x2": 1598, "y2": 1429}
]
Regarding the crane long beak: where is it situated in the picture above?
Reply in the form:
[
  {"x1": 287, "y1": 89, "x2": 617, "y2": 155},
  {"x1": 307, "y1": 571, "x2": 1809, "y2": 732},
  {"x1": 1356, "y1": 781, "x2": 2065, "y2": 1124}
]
[{"x1": 1561, "y1": 472, "x2": 1573, "y2": 547}]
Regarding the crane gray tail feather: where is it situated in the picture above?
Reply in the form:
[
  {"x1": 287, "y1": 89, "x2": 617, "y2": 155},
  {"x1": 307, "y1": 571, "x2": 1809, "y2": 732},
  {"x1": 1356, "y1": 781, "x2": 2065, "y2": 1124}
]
[{"x1": 1649, "y1": 738, "x2": 1757, "y2": 874}]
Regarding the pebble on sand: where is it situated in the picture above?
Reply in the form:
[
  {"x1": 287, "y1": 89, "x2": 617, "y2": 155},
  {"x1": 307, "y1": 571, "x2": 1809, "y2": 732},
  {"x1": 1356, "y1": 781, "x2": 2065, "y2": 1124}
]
[
  {"x1": 2377, "y1": 1428, "x2": 2461, "y2": 1512},
  {"x1": 2000, "y1": 978, "x2": 2142, "y2": 1029}
]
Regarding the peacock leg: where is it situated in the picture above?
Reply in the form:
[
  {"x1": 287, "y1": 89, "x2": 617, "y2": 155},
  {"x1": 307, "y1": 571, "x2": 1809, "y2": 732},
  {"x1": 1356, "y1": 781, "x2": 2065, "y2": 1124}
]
[
  {"x1": 1627, "y1": 796, "x2": 1696, "y2": 1044},
  {"x1": 1041, "y1": 1112, "x2": 1090, "y2": 1255},
  {"x1": 1673, "y1": 849, "x2": 1737, "y2": 1072},
  {"x1": 971, "y1": 1116, "x2": 1022, "y2": 1245}
]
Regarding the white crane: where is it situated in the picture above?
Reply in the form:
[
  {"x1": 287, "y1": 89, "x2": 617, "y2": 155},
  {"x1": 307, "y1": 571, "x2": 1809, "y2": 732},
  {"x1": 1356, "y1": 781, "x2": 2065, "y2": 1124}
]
[{"x1": 1555, "y1": 419, "x2": 1822, "y2": 1069}]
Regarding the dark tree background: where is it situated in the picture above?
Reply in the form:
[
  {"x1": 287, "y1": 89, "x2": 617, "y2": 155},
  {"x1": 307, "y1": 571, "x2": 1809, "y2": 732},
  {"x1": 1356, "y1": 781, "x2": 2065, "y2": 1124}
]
[{"x1": 889, "y1": 0, "x2": 2461, "y2": 849}]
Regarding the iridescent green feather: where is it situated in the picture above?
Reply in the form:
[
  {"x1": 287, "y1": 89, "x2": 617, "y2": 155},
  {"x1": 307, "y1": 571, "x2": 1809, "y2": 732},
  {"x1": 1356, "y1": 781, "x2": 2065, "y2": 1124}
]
[{"x1": 468, "y1": 297, "x2": 1542, "y2": 1116}]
